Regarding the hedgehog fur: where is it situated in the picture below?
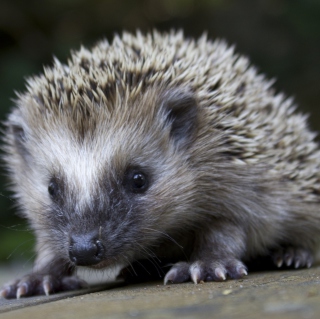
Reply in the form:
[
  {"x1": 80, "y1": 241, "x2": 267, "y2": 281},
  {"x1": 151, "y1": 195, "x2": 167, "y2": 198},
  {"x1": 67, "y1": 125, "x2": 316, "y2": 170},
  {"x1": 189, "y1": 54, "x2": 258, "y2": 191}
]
[{"x1": 1, "y1": 30, "x2": 320, "y2": 298}]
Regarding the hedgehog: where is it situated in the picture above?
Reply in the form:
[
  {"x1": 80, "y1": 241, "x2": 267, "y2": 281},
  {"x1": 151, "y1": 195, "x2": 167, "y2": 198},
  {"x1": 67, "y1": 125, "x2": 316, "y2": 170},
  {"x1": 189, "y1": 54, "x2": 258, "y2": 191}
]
[{"x1": 1, "y1": 30, "x2": 320, "y2": 299}]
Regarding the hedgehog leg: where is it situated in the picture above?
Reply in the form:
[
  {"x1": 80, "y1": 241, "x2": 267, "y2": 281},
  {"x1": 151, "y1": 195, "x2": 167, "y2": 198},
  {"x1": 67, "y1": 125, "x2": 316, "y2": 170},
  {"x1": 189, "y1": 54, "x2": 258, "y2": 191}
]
[
  {"x1": 164, "y1": 221, "x2": 248, "y2": 284},
  {"x1": 272, "y1": 247, "x2": 313, "y2": 269},
  {"x1": 187, "y1": 259, "x2": 247, "y2": 283},
  {"x1": 0, "y1": 258, "x2": 86, "y2": 299},
  {"x1": 164, "y1": 258, "x2": 247, "y2": 284},
  {"x1": 0, "y1": 273, "x2": 86, "y2": 299}
]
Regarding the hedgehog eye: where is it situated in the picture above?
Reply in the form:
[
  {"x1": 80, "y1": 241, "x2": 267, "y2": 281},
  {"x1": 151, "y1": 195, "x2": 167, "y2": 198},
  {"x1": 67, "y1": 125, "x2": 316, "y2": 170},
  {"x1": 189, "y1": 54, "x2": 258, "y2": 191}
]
[
  {"x1": 48, "y1": 179, "x2": 58, "y2": 198},
  {"x1": 124, "y1": 169, "x2": 149, "y2": 194},
  {"x1": 132, "y1": 173, "x2": 147, "y2": 190}
]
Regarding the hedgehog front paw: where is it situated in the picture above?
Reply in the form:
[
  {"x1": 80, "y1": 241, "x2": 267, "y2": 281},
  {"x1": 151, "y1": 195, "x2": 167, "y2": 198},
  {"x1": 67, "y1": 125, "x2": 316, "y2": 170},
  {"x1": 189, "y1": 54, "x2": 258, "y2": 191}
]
[
  {"x1": 0, "y1": 273, "x2": 87, "y2": 299},
  {"x1": 272, "y1": 247, "x2": 313, "y2": 269},
  {"x1": 164, "y1": 259, "x2": 247, "y2": 284}
]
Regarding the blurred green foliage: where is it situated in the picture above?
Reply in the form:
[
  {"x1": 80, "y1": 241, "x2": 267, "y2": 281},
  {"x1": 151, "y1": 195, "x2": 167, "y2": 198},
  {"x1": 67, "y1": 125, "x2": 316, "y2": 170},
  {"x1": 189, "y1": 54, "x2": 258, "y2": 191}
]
[{"x1": 0, "y1": 0, "x2": 319, "y2": 264}]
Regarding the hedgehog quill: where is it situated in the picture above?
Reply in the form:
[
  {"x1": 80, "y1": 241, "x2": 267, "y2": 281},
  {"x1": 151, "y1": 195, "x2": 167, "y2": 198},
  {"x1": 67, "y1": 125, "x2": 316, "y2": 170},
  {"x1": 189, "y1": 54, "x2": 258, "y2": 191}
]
[{"x1": 1, "y1": 31, "x2": 320, "y2": 299}]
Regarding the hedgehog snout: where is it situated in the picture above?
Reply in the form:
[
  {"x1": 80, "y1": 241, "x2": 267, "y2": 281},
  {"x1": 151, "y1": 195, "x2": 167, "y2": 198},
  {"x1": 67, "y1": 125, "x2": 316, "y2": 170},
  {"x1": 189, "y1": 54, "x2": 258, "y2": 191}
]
[{"x1": 68, "y1": 231, "x2": 105, "y2": 266}]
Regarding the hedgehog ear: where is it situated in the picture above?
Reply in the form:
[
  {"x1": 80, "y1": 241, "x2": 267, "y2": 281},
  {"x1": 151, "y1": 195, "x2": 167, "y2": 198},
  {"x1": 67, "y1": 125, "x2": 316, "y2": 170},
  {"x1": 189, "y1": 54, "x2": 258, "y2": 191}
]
[
  {"x1": 10, "y1": 124, "x2": 29, "y2": 160},
  {"x1": 161, "y1": 89, "x2": 198, "y2": 148}
]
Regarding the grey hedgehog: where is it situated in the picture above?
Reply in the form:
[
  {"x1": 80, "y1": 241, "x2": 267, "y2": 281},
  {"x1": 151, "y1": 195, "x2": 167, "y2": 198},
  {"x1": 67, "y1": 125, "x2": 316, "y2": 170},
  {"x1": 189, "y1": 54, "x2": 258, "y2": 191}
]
[{"x1": 1, "y1": 30, "x2": 320, "y2": 299}]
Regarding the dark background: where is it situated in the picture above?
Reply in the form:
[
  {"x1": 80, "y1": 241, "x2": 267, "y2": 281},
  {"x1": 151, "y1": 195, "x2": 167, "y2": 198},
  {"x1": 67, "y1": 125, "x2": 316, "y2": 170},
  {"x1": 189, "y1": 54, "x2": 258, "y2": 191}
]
[{"x1": 0, "y1": 0, "x2": 319, "y2": 264}]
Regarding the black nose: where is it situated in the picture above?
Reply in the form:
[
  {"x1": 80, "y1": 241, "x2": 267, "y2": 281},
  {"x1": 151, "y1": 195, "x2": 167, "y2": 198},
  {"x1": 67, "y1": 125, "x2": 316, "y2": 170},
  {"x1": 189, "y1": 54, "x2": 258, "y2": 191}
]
[{"x1": 69, "y1": 232, "x2": 105, "y2": 266}]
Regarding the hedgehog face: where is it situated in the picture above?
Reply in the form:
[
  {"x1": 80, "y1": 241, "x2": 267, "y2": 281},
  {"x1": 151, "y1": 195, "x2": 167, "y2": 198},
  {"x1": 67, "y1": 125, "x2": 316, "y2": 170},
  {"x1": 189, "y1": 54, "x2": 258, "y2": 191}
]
[{"x1": 6, "y1": 88, "x2": 199, "y2": 268}]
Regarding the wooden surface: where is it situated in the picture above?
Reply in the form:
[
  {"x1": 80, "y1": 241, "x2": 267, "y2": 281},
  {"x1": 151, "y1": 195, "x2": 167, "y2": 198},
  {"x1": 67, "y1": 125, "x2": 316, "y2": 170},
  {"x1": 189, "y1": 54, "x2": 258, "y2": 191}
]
[{"x1": 1, "y1": 266, "x2": 320, "y2": 318}]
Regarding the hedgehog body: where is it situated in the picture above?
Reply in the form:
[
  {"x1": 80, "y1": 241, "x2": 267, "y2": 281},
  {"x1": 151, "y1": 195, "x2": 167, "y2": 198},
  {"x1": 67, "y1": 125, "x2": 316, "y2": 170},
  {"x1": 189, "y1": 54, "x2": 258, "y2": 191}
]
[{"x1": 1, "y1": 31, "x2": 320, "y2": 298}]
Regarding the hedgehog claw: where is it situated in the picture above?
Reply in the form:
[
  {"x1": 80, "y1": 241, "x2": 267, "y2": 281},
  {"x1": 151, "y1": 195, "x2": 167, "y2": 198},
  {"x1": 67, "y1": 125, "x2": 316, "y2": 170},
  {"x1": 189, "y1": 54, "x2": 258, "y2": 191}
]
[
  {"x1": 164, "y1": 262, "x2": 190, "y2": 284},
  {"x1": 164, "y1": 269, "x2": 177, "y2": 285},
  {"x1": 0, "y1": 286, "x2": 13, "y2": 299},
  {"x1": 43, "y1": 276, "x2": 52, "y2": 296},
  {"x1": 16, "y1": 283, "x2": 28, "y2": 299},
  {"x1": 190, "y1": 263, "x2": 201, "y2": 284},
  {"x1": 214, "y1": 267, "x2": 227, "y2": 281},
  {"x1": 276, "y1": 258, "x2": 283, "y2": 268}
]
